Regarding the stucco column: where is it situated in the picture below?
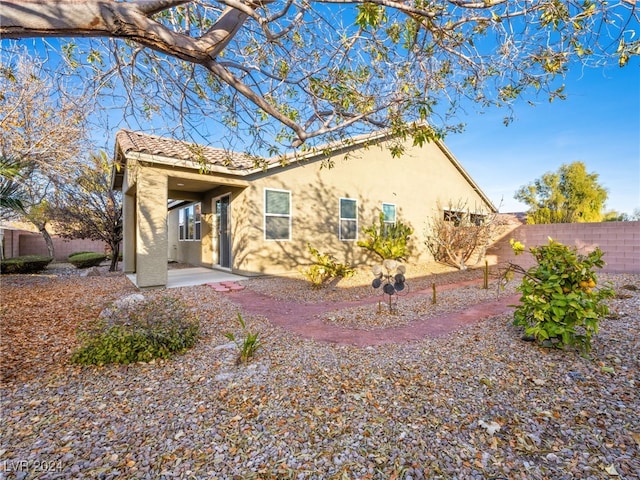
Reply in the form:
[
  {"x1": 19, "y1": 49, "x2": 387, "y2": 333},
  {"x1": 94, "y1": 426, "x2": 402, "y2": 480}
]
[
  {"x1": 135, "y1": 170, "x2": 168, "y2": 288},
  {"x1": 122, "y1": 192, "x2": 136, "y2": 273}
]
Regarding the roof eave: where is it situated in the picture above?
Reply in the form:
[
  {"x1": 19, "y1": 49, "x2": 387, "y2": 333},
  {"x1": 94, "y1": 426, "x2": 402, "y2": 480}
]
[
  {"x1": 111, "y1": 145, "x2": 126, "y2": 191},
  {"x1": 121, "y1": 151, "x2": 251, "y2": 177},
  {"x1": 435, "y1": 138, "x2": 497, "y2": 213}
]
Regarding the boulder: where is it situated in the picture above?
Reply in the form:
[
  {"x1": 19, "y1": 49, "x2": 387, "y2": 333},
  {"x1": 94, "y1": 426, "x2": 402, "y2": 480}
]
[
  {"x1": 100, "y1": 293, "x2": 146, "y2": 319},
  {"x1": 82, "y1": 267, "x2": 101, "y2": 277}
]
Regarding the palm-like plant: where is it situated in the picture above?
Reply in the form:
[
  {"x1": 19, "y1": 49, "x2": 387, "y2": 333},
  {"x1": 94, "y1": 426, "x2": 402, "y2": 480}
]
[{"x1": 0, "y1": 156, "x2": 25, "y2": 214}]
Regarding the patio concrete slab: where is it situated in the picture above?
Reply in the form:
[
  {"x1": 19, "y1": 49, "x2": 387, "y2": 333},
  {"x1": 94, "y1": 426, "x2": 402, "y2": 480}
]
[
  {"x1": 127, "y1": 267, "x2": 248, "y2": 289},
  {"x1": 167, "y1": 268, "x2": 248, "y2": 288}
]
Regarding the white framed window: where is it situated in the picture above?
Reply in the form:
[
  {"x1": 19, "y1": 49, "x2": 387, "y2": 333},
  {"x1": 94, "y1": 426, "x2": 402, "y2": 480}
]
[
  {"x1": 194, "y1": 203, "x2": 201, "y2": 239},
  {"x1": 264, "y1": 188, "x2": 291, "y2": 240},
  {"x1": 179, "y1": 203, "x2": 201, "y2": 241},
  {"x1": 339, "y1": 197, "x2": 358, "y2": 240},
  {"x1": 443, "y1": 210, "x2": 485, "y2": 226},
  {"x1": 382, "y1": 203, "x2": 396, "y2": 227},
  {"x1": 443, "y1": 210, "x2": 463, "y2": 227},
  {"x1": 470, "y1": 213, "x2": 486, "y2": 226}
]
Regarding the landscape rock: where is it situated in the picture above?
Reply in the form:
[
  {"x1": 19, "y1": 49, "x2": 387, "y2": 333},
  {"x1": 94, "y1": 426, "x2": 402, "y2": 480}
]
[{"x1": 82, "y1": 266, "x2": 102, "y2": 277}]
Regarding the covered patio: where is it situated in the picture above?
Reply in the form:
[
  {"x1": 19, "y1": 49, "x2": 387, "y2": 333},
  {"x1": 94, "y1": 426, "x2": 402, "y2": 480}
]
[{"x1": 112, "y1": 130, "x2": 251, "y2": 289}]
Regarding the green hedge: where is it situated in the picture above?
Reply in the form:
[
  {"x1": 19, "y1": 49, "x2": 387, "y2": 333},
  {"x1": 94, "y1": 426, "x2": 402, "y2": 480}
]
[
  {"x1": 68, "y1": 251, "x2": 95, "y2": 259},
  {"x1": 68, "y1": 252, "x2": 107, "y2": 269},
  {"x1": 0, "y1": 255, "x2": 53, "y2": 274}
]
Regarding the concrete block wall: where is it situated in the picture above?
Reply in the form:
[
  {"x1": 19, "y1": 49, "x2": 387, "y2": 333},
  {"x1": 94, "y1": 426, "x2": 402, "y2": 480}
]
[
  {"x1": 8, "y1": 230, "x2": 110, "y2": 262},
  {"x1": 487, "y1": 221, "x2": 640, "y2": 273},
  {"x1": 2, "y1": 229, "x2": 20, "y2": 259}
]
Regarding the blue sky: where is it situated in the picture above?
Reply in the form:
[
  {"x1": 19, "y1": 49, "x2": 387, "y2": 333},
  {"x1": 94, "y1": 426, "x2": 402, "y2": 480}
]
[{"x1": 444, "y1": 62, "x2": 640, "y2": 216}]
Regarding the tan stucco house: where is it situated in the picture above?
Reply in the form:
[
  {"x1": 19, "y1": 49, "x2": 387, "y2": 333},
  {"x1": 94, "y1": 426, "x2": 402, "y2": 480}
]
[{"x1": 112, "y1": 129, "x2": 496, "y2": 288}]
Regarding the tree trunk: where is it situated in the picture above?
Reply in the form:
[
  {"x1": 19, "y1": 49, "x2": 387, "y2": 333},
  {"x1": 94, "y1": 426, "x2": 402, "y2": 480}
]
[
  {"x1": 39, "y1": 226, "x2": 55, "y2": 259},
  {"x1": 109, "y1": 242, "x2": 120, "y2": 272}
]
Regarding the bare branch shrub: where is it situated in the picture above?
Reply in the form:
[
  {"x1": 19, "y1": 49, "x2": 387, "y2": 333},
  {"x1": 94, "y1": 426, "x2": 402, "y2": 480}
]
[{"x1": 425, "y1": 200, "x2": 504, "y2": 270}]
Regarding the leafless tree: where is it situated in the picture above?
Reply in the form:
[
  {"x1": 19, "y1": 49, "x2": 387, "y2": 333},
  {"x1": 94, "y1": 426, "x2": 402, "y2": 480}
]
[
  {"x1": 0, "y1": 52, "x2": 91, "y2": 257},
  {"x1": 52, "y1": 152, "x2": 122, "y2": 271}
]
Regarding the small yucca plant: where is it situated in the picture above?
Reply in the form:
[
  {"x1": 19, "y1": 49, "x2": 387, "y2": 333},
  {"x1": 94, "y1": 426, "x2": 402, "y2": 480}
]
[{"x1": 225, "y1": 313, "x2": 261, "y2": 364}]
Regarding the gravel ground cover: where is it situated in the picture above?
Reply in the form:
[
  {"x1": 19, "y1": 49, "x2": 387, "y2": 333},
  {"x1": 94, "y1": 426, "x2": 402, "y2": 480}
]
[
  {"x1": 318, "y1": 282, "x2": 519, "y2": 331},
  {"x1": 242, "y1": 262, "x2": 495, "y2": 304},
  {"x1": 1, "y1": 263, "x2": 639, "y2": 479}
]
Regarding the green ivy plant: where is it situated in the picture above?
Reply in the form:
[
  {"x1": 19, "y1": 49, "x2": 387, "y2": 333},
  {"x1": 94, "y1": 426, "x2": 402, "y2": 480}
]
[
  {"x1": 225, "y1": 313, "x2": 261, "y2": 364},
  {"x1": 506, "y1": 238, "x2": 614, "y2": 353},
  {"x1": 301, "y1": 244, "x2": 355, "y2": 288},
  {"x1": 358, "y1": 213, "x2": 413, "y2": 261}
]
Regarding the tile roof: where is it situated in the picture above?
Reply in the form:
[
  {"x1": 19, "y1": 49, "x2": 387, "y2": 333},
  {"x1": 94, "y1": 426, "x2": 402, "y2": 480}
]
[
  {"x1": 115, "y1": 130, "x2": 261, "y2": 170},
  {"x1": 112, "y1": 128, "x2": 496, "y2": 212}
]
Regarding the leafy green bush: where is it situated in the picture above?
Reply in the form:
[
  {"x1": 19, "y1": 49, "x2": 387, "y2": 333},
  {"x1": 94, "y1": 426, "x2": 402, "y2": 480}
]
[
  {"x1": 507, "y1": 238, "x2": 614, "y2": 353},
  {"x1": 68, "y1": 252, "x2": 107, "y2": 269},
  {"x1": 71, "y1": 296, "x2": 200, "y2": 365},
  {"x1": 301, "y1": 244, "x2": 355, "y2": 288},
  {"x1": 0, "y1": 255, "x2": 53, "y2": 274},
  {"x1": 358, "y1": 213, "x2": 413, "y2": 260},
  {"x1": 68, "y1": 251, "x2": 94, "y2": 258}
]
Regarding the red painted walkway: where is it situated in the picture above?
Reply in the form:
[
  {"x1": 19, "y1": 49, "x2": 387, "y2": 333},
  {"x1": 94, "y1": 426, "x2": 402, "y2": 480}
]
[{"x1": 218, "y1": 279, "x2": 520, "y2": 346}]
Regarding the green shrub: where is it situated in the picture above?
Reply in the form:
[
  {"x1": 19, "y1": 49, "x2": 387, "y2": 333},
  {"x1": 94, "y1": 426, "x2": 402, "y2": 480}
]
[
  {"x1": 68, "y1": 251, "x2": 94, "y2": 258},
  {"x1": 358, "y1": 213, "x2": 413, "y2": 260},
  {"x1": 507, "y1": 238, "x2": 614, "y2": 353},
  {"x1": 301, "y1": 244, "x2": 355, "y2": 288},
  {"x1": 0, "y1": 255, "x2": 53, "y2": 274},
  {"x1": 71, "y1": 296, "x2": 200, "y2": 365},
  {"x1": 225, "y1": 313, "x2": 261, "y2": 364},
  {"x1": 68, "y1": 252, "x2": 107, "y2": 269}
]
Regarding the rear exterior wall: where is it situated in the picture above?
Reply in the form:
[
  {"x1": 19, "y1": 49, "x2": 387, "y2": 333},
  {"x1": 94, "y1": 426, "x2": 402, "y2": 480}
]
[{"x1": 229, "y1": 138, "x2": 493, "y2": 276}]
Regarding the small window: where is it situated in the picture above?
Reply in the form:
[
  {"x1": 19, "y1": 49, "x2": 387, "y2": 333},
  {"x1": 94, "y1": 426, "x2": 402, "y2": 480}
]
[
  {"x1": 178, "y1": 203, "x2": 201, "y2": 241},
  {"x1": 265, "y1": 189, "x2": 291, "y2": 240},
  {"x1": 444, "y1": 210, "x2": 463, "y2": 227},
  {"x1": 178, "y1": 208, "x2": 185, "y2": 240},
  {"x1": 382, "y1": 203, "x2": 396, "y2": 226},
  {"x1": 194, "y1": 203, "x2": 202, "y2": 238},
  {"x1": 187, "y1": 206, "x2": 195, "y2": 239},
  {"x1": 339, "y1": 198, "x2": 358, "y2": 240},
  {"x1": 470, "y1": 213, "x2": 485, "y2": 226}
]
